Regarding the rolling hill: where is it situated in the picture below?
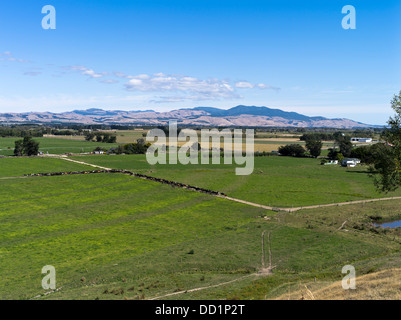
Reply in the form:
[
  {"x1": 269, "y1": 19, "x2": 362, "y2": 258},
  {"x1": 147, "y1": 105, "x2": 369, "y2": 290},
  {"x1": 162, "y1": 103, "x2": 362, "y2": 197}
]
[{"x1": 0, "y1": 106, "x2": 374, "y2": 128}]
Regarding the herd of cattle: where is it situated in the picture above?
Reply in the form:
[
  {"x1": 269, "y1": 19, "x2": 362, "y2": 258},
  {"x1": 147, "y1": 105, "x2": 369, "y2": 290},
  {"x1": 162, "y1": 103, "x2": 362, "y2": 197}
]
[{"x1": 25, "y1": 169, "x2": 227, "y2": 197}]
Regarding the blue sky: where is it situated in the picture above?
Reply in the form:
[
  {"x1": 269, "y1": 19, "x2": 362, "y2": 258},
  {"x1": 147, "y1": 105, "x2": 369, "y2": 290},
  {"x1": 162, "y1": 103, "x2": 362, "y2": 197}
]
[{"x1": 0, "y1": 0, "x2": 400, "y2": 125}]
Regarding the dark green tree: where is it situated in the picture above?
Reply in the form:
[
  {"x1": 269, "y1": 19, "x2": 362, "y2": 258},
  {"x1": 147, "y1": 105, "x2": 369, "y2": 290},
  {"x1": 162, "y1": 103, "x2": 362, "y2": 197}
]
[
  {"x1": 107, "y1": 135, "x2": 117, "y2": 143},
  {"x1": 14, "y1": 140, "x2": 24, "y2": 156},
  {"x1": 305, "y1": 139, "x2": 323, "y2": 158},
  {"x1": 85, "y1": 132, "x2": 95, "y2": 141},
  {"x1": 278, "y1": 144, "x2": 306, "y2": 157},
  {"x1": 327, "y1": 148, "x2": 338, "y2": 160},
  {"x1": 14, "y1": 137, "x2": 40, "y2": 156},
  {"x1": 370, "y1": 91, "x2": 401, "y2": 192},
  {"x1": 335, "y1": 135, "x2": 353, "y2": 158},
  {"x1": 96, "y1": 133, "x2": 103, "y2": 142}
]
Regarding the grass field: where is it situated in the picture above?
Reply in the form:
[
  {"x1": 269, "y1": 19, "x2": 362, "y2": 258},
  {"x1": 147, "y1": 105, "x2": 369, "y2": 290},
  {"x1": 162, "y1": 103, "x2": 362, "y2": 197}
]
[
  {"x1": 69, "y1": 154, "x2": 401, "y2": 208},
  {"x1": 1, "y1": 166, "x2": 401, "y2": 300},
  {"x1": 0, "y1": 172, "x2": 266, "y2": 299},
  {"x1": 0, "y1": 157, "x2": 94, "y2": 177},
  {"x1": 2, "y1": 152, "x2": 401, "y2": 300},
  {"x1": 0, "y1": 137, "x2": 119, "y2": 156}
]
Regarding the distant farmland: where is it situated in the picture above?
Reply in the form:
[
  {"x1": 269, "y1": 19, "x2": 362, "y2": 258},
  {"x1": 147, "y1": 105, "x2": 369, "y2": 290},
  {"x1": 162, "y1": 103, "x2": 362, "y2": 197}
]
[
  {"x1": 0, "y1": 137, "x2": 119, "y2": 156},
  {"x1": 0, "y1": 130, "x2": 324, "y2": 156}
]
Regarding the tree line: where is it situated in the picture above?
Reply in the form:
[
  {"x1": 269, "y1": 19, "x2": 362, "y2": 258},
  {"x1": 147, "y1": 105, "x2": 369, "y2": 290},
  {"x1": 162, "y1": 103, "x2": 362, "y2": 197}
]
[
  {"x1": 84, "y1": 132, "x2": 117, "y2": 143},
  {"x1": 110, "y1": 139, "x2": 151, "y2": 154},
  {"x1": 300, "y1": 131, "x2": 374, "y2": 142},
  {"x1": 278, "y1": 138, "x2": 324, "y2": 158},
  {"x1": 0, "y1": 127, "x2": 44, "y2": 137}
]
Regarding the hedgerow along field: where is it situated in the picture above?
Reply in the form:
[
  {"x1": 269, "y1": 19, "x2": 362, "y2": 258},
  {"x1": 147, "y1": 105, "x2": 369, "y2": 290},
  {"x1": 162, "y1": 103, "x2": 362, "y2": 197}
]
[
  {"x1": 0, "y1": 137, "x2": 119, "y2": 156},
  {"x1": 1, "y1": 164, "x2": 401, "y2": 300},
  {"x1": 69, "y1": 154, "x2": 401, "y2": 208},
  {"x1": 44, "y1": 129, "x2": 147, "y2": 144}
]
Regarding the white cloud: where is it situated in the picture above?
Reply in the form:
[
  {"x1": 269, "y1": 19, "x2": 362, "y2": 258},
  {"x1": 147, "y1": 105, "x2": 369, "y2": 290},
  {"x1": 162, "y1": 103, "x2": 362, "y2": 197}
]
[
  {"x1": 65, "y1": 65, "x2": 107, "y2": 79},
  {"x1": 82, "y1": 69, "x2": 103, "y2": 78},
  {"x1": 125, "y1": 73, "x2": 241, "y2": 101},
  {"x1": 235, "y1": 81, "x2": 254, "y2": 89},
  {"x1": 23, "y1": 71, "x2": 42, "y2": 76},
  {"x1": 0, "y1": 51, "x2": 30, "y2": 63},
  {"x1": 62, "y1": 64, "x2": 281, "y2": 102},
  {"x1": 113, "y1": 71, "x2": 130, "y2": 78},
  {"x1": 135, "y1": 74, "x2": 151, "y2": 80},
  {"x1": 235, "y1": 81, "x2": 281, "y2": 92},
  {"x1": 101, "y1": 79, "x2": 119, "y2": 84},
  {"x1": 128, "y1": 78, "x2": 144, "y2": 86}
]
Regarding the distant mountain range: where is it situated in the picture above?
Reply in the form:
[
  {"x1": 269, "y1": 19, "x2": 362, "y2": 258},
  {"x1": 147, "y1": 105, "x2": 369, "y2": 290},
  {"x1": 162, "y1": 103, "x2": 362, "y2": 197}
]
[{"x1": 0, "y1": 105, "x2": 375, "y2": 128}]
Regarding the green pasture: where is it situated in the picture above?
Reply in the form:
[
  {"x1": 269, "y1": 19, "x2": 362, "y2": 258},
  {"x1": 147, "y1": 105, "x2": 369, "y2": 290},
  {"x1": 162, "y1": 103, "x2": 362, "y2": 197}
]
[
  {"x1": 69, "y1": 154, "x2": 401, "y2": 207},
  {"x1": 0, "y1": 157, "x2": 93, "y2": 178},
  {"x1": 0, "y1": 172, "x2": 399, "y2": 300},
  {"x1": 0, "y1": 137, "x2": 118, "y2": 156}
]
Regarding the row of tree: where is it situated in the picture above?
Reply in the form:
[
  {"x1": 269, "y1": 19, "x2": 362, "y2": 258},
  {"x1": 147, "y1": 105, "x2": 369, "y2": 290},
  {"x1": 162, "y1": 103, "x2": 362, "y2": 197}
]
[
  {"x1": 278, "y1": 138, "x2": 323, "y2": 158},
  {"x1": 300, "y1": 131, "x2": 373, "y2": 142},
  {"x1": 280, "y1": 132, "x2": 355, "y2": 159},
  {"x1": 14, "y1": 137, "x2": 40, "y2": 156},
  {"x1": 300, "y1": 133, "x2": 336, "y2": 141},
  {"x1": 111, "y1": 139, "x2": 151, "y2": 155},
  {"x1": 0, "y1": 127, "x2": 44, "y2": 137},
  {"x1": 85, "y1": 132, "x2": 117, "y2": 143}
]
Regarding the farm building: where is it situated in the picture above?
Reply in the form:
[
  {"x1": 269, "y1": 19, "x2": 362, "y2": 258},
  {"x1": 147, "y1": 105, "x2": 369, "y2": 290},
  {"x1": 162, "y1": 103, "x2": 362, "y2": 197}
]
[
  {"x1": 324, "y1": 160, "x2": 338, "y2": 165},
  {"x1": 351, "y1": 137, "x2": 372, "y2": 143},
  {"x1": 341, "y1": 158, "x2": 361, "y2": 167}
]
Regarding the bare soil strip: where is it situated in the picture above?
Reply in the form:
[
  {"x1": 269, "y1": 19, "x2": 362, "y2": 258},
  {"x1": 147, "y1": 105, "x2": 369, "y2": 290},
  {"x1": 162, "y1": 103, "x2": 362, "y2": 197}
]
[
  {"x1": 220, "y1": 195, "x2": 401, "y2": 212},
  {"x1": 60, "y1": 157, "x2": 113, "y2": 171},
  {"x1": 0, "y1": 176, "x2": 28, "y2": 180},
  {"x1": 148, "y1": 274, "x2": 256, "y2": 300},
  {"x1": 284, "y1": 197, "x2": 401, "y2": 213},
  {"x1": 218, "y1": 195, "x2": 274, "y2": 210}
]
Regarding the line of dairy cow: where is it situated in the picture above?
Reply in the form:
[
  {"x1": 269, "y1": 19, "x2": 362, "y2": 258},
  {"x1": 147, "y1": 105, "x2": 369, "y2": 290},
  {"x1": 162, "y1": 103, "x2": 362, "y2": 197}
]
[{"x1": 25, "y1": 169, "x2": 226, "y2": 197}]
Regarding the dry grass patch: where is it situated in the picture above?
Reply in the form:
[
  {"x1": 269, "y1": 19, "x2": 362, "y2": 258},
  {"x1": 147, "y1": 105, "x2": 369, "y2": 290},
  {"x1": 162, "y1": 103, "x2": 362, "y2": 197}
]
[{"x1": 274, "y1": 268, "x2": 401, "y2": 300}]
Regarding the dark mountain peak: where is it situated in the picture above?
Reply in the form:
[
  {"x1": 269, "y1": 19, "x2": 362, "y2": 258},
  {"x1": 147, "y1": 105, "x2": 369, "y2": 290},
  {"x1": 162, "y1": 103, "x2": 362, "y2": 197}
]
[
  {"x1": 191, "y1": 105, "x2": 324, "y2": 121},
  {"x1": 191, "y1": 107, "x2": 227, "y2": 116},
  {"x1": 72, "y1": 108, "x2": 109, "y2": 115}
]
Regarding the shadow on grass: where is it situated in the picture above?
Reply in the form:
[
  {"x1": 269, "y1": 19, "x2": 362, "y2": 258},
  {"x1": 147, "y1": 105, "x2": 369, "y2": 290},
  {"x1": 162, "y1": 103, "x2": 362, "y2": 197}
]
[{"x1": 345, "y1": 170, "x2": 374, "y2": 175}]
